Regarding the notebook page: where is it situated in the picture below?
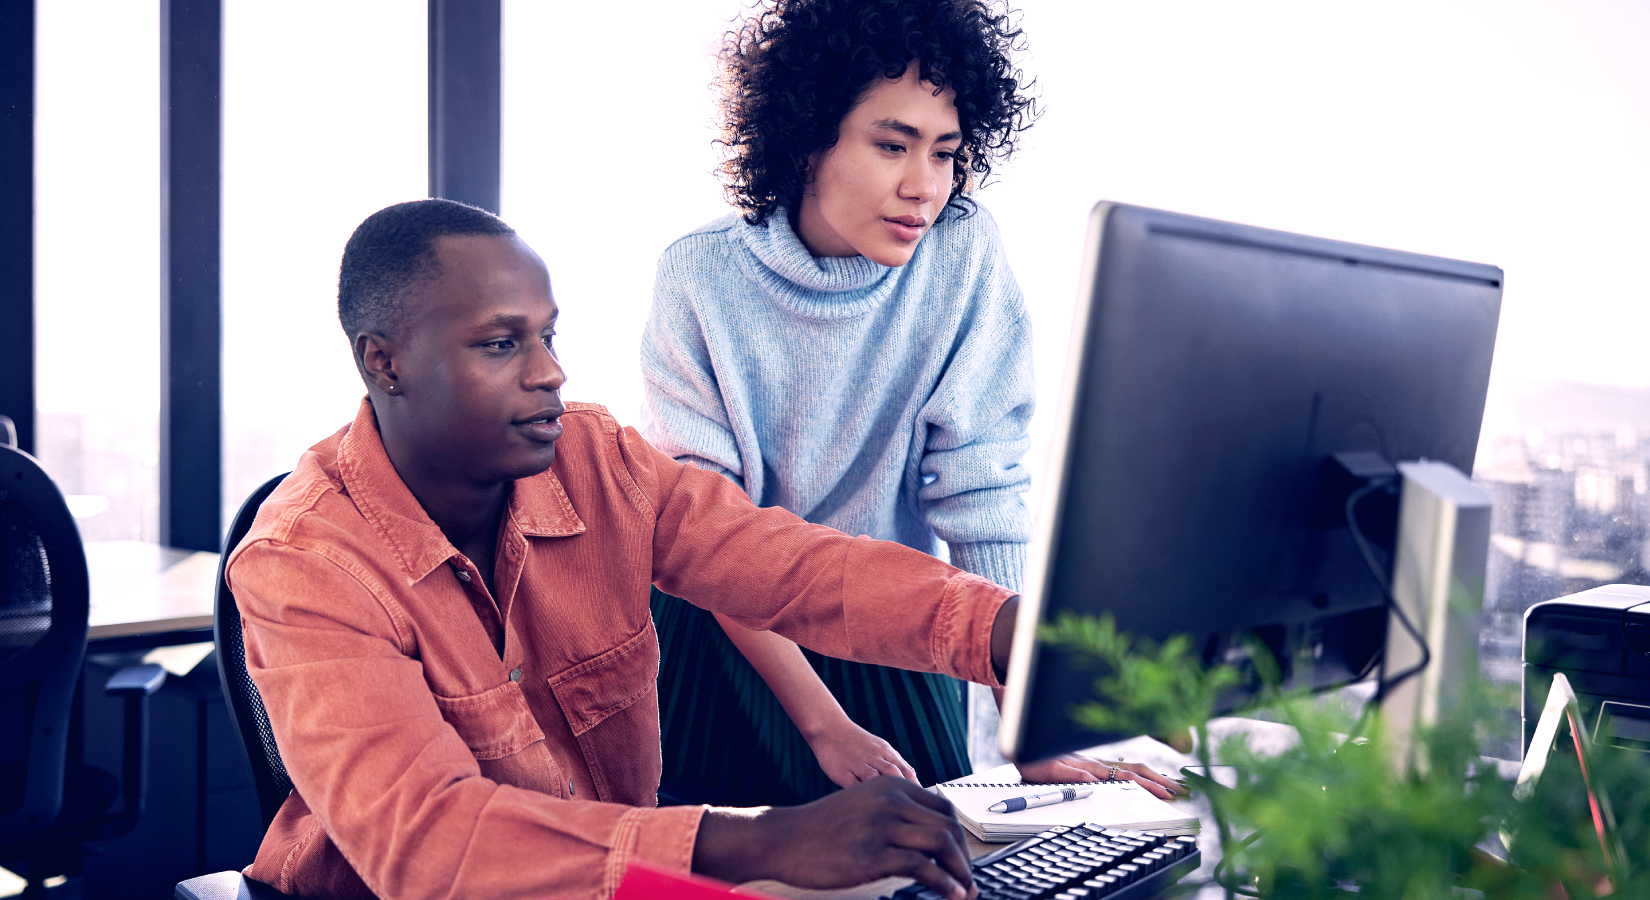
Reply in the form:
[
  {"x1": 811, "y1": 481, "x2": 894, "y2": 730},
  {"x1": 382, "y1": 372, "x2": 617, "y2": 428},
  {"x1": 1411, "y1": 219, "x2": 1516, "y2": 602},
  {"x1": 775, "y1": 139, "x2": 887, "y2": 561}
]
[{"x1": 936, "y1": 781, "x2": 1194, "y2": 831}]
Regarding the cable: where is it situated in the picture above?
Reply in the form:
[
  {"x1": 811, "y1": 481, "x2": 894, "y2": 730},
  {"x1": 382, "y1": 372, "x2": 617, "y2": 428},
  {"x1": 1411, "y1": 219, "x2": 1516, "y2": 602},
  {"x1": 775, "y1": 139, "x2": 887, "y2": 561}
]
[{"x1": 1343, "y1": 478, "x2": 1431, "y2": 703}]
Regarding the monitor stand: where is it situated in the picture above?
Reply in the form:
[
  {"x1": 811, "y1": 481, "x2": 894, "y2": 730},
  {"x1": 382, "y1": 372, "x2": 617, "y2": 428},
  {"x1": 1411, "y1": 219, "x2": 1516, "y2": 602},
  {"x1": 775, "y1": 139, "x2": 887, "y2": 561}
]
[{"x1": 1381, "y1": 460, "x2": 1492, "y2": 771}]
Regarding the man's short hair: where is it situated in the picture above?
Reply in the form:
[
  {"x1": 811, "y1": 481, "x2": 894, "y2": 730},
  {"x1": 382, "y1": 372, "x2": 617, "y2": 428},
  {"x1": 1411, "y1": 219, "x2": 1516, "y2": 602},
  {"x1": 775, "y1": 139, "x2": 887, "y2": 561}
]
[{"x1": 338, "y1": 199, "x2": 516, "y2": 341}]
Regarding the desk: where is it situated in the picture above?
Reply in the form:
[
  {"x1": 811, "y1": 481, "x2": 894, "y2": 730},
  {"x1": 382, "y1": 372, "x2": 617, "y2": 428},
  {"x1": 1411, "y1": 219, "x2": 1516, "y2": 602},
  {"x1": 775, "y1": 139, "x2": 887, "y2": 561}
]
[
  {"x1": 84, "y1": 540, "x2": 219, "y2": 647},
  {"x1": 747, "y1": 719, "x2": 1523, "y2": 900},
  {"x1": 743, "y1": 720, "x2": 1324, "y2": 900}
]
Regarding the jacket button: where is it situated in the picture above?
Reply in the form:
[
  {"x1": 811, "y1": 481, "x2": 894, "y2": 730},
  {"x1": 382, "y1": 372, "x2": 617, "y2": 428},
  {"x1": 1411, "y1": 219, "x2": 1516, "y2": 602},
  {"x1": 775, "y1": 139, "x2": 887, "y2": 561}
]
[
  {"x1": 569, "y1": 780, "x2": 576, "y2": 796},
  {"x1": 455, "y1": 570, "x2": 471, "y2": 583},
  {"x1": 509, "y1": 667, "x2": 522, "y2": 683}
]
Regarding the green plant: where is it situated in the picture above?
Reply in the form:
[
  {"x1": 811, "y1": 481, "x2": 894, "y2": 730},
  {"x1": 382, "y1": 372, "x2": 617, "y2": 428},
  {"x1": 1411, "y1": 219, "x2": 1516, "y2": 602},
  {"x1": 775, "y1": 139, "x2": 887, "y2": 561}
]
[{"x1": 1039, "y1": 611, "x2": 1650, "y2": 899}]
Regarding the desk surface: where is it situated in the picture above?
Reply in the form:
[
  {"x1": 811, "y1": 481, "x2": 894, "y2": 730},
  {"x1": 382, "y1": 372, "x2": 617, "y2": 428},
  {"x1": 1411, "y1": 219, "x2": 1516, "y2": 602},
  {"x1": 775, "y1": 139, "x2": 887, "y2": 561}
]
[
  {"x1": 85, "y1": 540, "x2": 219, "y2": 641},
  {"x1": 743, "y1": 729, "x2": 1245, "y2": 900}
]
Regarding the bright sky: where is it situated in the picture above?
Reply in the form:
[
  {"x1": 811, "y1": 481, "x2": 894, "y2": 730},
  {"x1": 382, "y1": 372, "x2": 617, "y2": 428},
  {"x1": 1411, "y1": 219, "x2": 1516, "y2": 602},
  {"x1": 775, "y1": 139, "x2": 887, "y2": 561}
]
[{"x1": 32, "y1": 0, "x2": 1650, "y2": 512}]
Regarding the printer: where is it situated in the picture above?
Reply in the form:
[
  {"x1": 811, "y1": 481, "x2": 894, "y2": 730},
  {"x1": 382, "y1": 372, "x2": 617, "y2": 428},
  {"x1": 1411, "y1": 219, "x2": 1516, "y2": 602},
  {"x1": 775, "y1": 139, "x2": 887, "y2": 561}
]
[{"x1": 1524, "y1": 583, "x2": 1650, "y2": 756}]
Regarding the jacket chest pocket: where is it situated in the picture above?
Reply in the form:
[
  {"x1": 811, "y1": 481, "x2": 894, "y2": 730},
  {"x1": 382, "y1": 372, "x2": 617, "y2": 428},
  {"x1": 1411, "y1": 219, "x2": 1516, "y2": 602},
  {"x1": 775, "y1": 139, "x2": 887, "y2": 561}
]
[
  {"x1": 547, "y1": 622, "x2": 658, "y2": 736},
  {"x1": 547, "y1": 621, "x2": 661, "y2": 803},
  {"x1": 433, "y1": 679, "x2": 547, "y2": 761}
]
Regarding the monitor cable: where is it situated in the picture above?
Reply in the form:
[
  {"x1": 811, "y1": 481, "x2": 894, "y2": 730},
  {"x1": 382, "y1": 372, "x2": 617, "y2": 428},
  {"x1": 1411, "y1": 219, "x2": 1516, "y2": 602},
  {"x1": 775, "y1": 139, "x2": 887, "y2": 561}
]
[{"x1": 1344, "y1": 478, "x2": 1432, "y2": 704}]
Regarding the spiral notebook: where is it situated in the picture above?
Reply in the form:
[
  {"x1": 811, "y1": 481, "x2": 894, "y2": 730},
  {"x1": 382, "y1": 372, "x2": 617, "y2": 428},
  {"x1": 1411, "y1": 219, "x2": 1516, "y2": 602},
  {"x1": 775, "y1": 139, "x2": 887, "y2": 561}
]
[{"x1": 935, "y1": 780, "x2": 1200, "y2": 842}]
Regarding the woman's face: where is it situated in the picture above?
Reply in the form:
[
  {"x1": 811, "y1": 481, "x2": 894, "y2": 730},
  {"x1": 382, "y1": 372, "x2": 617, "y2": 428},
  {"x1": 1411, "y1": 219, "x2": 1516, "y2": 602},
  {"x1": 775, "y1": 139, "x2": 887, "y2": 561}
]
[{"x1": 794, "y1": 62, "x2": 962, "y2": 267}]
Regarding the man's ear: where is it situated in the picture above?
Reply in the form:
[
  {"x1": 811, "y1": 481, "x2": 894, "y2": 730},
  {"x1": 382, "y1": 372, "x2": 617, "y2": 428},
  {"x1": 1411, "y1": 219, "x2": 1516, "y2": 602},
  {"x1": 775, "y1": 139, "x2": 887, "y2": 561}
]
[{"x1": 355, "y1": 331, "x2": 402, "y2": 396}]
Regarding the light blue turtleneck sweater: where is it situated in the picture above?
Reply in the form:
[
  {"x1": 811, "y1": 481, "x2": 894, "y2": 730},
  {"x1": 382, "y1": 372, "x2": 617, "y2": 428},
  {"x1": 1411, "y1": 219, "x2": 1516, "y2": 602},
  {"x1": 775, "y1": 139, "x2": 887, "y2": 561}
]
[{"x1": 639, "y1": 203, "x2": 1033, "y2": 590}]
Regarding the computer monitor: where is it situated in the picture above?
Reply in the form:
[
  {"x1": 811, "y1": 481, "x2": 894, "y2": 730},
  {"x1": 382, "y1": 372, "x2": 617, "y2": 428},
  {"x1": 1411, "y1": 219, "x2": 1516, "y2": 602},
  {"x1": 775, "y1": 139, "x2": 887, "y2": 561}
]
[{"x1": 1000, "y1": 202, "x2": 1503, "y2": 763}]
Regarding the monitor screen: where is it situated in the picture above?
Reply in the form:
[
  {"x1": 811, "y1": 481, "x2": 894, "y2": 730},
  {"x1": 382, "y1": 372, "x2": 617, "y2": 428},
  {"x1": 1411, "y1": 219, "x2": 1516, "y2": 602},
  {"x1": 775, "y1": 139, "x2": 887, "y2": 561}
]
[{"x1": 1001, "y1": 202, "x2": 1502, "y2": 762}]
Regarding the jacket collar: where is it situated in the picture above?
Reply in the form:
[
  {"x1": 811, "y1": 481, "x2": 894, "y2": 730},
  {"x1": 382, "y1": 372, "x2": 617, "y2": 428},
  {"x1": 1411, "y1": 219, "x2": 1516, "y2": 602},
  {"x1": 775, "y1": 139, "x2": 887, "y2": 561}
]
[{"x1": 335, "y1": 399, "x2": 585, "y2": 586}]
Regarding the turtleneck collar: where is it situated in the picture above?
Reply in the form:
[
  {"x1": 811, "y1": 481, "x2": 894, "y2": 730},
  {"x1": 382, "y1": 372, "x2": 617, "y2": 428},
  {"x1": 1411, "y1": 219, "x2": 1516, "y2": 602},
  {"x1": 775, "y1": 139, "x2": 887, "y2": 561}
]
[{"x1": 736, "y1": 208, "x2": 893, "y2": 314}]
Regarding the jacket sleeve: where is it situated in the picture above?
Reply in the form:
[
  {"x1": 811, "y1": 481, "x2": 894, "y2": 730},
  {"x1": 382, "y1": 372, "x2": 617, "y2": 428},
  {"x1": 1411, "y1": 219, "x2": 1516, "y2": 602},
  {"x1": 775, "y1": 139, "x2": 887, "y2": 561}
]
[
  {"x1": 917, "y1": 210, "x2": 1035, "y2": 591},
  {"x1": 232, "y1": 539, "x2": 703, "y2": 900},
  {"x1": 623, "y1": 426, "x2": 1012, "y2": 687},
  {"x1": 637, "y1": 250, "x2": 746, "y2": 487}
]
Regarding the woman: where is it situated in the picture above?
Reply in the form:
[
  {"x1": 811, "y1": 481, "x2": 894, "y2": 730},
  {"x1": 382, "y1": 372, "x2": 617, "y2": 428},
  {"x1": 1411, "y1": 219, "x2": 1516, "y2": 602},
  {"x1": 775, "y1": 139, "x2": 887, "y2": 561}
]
[{"x1": 642, "y1": 0, "x2": 1176, "y2": 804}]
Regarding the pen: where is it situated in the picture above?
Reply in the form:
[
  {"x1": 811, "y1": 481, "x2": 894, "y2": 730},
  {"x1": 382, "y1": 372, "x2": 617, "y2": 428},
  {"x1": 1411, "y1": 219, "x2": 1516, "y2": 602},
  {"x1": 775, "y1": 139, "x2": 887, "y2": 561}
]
[{"x1": 987, "y1": 785, "x2": 1094, "y2": 814}]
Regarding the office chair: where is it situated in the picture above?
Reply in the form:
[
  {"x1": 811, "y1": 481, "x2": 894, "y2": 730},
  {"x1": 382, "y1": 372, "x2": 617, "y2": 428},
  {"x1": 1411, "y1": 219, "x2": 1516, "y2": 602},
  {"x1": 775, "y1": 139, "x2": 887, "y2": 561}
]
[
  {"x1": 174, "y1": 475, "x2": 302, "y2": 899},
  {"x1": 0, "y1": 443, "x2": 166, "y2": 897},
  {"x1": 214, "y1": 473, "x2": 293, "y2": 830}
]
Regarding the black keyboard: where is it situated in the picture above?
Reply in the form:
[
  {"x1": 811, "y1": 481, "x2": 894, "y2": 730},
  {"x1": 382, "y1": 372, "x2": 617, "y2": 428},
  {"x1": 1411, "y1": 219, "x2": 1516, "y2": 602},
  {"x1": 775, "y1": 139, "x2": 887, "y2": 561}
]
[{"x1": 883, "y1": 824, "x2": 1202, "y2": 900}]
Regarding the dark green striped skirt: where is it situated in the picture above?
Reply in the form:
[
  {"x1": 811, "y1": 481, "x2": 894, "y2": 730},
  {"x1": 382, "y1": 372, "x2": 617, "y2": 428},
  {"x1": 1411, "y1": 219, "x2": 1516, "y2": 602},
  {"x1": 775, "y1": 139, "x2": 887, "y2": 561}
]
[{"x1": 651, "y1": 587, "x2": 971, "y2": 806}]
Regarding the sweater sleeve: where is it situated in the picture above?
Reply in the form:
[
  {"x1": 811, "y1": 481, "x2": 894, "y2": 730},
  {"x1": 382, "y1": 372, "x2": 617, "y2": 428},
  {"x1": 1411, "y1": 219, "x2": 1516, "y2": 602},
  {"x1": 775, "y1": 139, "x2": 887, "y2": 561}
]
[
  {"x1": 637, "y1": 248, "x2": 746, "y2": 488},
  {"x1": 917, "y1": 212, "x2": 1035, "y2": 590}
]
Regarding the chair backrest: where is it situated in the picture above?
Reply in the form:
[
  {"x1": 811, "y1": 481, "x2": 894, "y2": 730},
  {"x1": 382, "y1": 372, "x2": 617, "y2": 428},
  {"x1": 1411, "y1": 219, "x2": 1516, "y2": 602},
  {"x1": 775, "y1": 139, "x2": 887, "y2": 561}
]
[
  {"x1": 214, "y1": 473, "x2": 293, "y2": 829},
  {"x1": 0, "y1": 444, "x2": 89, "y2": 840}
]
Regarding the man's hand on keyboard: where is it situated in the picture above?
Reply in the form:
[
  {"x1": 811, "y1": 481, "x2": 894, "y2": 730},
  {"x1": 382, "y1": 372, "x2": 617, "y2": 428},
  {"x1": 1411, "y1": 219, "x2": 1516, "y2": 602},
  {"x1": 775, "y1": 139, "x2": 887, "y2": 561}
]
[
  {"x1": 1015, "y1": 755, "x2": 1185, "y2": 800},
  {"x1": 693, "y1": 776, "x2": 977, "y2": 899}
]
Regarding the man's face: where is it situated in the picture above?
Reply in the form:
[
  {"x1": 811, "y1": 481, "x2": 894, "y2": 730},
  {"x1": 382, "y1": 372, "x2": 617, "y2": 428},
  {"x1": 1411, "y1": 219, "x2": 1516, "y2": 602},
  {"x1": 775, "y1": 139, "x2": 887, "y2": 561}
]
[
  {"x1": 794, "y1": 61, "x2": 963, "y2": 267},
  {"x1": 388, "y1": 234, "x2": 565, "y2": 486}
]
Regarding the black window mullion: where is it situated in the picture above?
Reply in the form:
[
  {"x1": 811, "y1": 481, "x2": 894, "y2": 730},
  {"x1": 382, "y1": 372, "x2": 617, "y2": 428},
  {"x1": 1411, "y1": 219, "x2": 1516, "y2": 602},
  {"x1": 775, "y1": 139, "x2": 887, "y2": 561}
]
[
  {"x1": 159, "y1": 0, "x2": 222, "y2": 551},
  {"x1": 428, "y1": 0, "x2": 501, "y2": 214},
  {"x1": 1, "y1": 0, "x2": 35, "y2": 455}
]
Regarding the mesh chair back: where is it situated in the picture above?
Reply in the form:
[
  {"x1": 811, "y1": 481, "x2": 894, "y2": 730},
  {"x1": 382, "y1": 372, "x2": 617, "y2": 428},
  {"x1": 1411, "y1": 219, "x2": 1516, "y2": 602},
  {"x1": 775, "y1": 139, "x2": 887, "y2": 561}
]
[
  {"x1": 214, "y1": 473, "x2": 293, "y2": 829},
  {"x1": 0, "y1": 445, "x2": 89, "y2": 839}
]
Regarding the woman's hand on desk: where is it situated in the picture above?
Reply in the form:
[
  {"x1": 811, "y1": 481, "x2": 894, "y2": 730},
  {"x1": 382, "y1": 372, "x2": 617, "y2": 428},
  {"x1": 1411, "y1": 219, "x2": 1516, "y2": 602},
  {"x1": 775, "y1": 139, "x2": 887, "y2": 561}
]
[
  {"x1": 693, "y1": 776, "x2": 977, "y2": 899},
  {"x1": 1015, "y1": 755, "x2": 1186, "y2": 800},
  {"x1": 806, "y1": 718, "x2": 920, "y2": 788}
]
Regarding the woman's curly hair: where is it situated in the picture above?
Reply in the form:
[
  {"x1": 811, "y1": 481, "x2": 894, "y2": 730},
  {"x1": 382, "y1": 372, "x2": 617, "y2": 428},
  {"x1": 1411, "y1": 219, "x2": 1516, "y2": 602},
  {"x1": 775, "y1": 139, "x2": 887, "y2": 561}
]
[{"x1": 717, "y1": 0, "x2": 1037, "y2": 225}]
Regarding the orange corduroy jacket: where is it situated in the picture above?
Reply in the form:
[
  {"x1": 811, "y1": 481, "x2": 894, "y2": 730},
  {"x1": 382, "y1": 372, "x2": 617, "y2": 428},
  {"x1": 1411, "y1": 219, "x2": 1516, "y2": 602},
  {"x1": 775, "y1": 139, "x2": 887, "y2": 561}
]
[{"x1": 229, "y1": 399, "x2": 1012, "y2": 900}]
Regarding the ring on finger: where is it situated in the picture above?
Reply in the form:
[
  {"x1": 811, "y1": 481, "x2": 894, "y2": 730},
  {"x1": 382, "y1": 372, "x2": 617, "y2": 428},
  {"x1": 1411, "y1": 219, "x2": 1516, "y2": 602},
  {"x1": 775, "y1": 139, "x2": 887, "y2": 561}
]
[{"x1": 1105, "y1": 764, "x2": 1120, "y2": 781}]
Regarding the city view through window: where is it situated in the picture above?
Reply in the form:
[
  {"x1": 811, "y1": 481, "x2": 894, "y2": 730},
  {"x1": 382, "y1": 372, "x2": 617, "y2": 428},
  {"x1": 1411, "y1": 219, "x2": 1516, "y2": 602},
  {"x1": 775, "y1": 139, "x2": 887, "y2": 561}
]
[{"x1": 1473, "y1": 382, "x2": 1650, "y2": 755}]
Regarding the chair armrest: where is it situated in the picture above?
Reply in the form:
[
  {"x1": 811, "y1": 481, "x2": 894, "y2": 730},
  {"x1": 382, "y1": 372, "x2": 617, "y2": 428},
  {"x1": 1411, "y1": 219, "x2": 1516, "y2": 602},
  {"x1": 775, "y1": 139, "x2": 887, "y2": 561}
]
[
  {"x1": 175, "y1": 871, "x2": 299, "y2": 900},
  {"x1": 95, "y1": 663, "x2": 167, "y2": 840},
  {"x1": 106, "y1": 662, "x2": 167, "y2": 696}
]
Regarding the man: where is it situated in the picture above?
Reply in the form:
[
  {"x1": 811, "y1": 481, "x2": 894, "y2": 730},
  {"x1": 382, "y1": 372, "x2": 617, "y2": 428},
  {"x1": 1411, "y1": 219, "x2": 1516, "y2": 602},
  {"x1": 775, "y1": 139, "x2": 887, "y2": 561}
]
[{"x1": 228, "y1": 199, "x2": 1020, "y2": 900}]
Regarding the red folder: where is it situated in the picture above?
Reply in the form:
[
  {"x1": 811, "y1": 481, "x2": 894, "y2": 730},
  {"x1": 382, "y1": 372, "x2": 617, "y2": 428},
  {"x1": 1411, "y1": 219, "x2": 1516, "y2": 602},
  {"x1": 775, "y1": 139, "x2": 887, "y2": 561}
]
[{"x1": 613, "y1": 861, "x2": 784, "y2": 900}]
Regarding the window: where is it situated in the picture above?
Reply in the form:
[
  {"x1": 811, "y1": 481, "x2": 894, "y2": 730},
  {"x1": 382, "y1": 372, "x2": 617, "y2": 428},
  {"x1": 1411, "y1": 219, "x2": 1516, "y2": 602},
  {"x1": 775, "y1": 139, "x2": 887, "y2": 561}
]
[
  {"x1": 221, "y1": 0, "x2": 425, "y2": 521},
  {"x1": 500, "y1": 0, "x2": 737, "y2": 424},
  {"x1": 34, "y1": 0, "x2": 161, "y2": 542}
]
